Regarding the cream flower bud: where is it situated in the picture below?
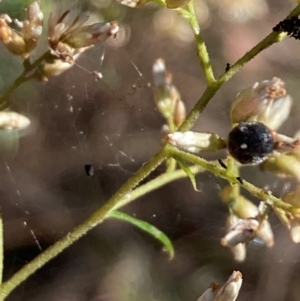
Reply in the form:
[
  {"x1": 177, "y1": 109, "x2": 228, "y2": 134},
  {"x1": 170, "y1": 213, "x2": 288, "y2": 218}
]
[
  {"x1": 221, "y1": 218, "x2": 259, "y2": 247},
  {"x1": 282, "y1": 186, "x2": 300, "y2": 243},
  {"x1": 173, "y1": 99, "x2": 186, "y2": 127},
  {"x1": 230, "y1": 77, "x2": 292, "y2": 130},
  {"x1": 290, "y1": 219, "x2": 300, "y2": 243},
  {"x1": 22, "y1": 1, "x2": 43, "y2": 55},
  {"x1": 257, "y1": 220, "x2": 274, "y2": 247},
  {"x1": 116, "y1": 0, "x2": 148, "y2": 7},
  {"x1": 39, "y1": 53, "x2": 81, "y2": 79},
  {"x1": 260, "y1": 151, "x2": 300, "y2": 182},
  {"x1": 152, "y1": 58, "x2": 185, "y2": 126},
  {"x1": 213, "y1": 271, "x2": 243, "y2": 301},
  {"x1": 0, "y1": 112, "x2": 30, "y2": 130},
  {"x1": 0, "y1": 17, "x2": 26, "y2": 56},
  {"x1": 168, "y1": 131, "x2": 226, "y2": 153},
  {"x1": 220, "y1": 186, "x2": 258, "y2": 219},
  {"x1": 196, "y1": 272, "x2": 243, "y2": 301},
  {"x1": 283, "y1": 186, "x2": 300, "y2": 208},
  {"x1": 196, "y1": 287, "x2": 215, "y2": 301},
  {"x1": 230, "y1": 241, "x2": 246, "y2": 262},
  {"x1": 226, "y1": 215, "x2": 246, "y2": 262}
]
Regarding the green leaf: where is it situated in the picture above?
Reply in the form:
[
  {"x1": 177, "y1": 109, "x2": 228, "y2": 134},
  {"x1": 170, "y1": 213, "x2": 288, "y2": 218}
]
[
  {"x1": 176, "y1": 158, "x2": 199, "y2": 191},
  {"x1": 108, "y1": 210, "x2": 174, "y2": 259}
]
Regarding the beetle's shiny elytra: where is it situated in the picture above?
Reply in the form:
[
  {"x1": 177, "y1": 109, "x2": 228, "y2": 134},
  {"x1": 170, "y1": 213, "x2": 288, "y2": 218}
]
[{"x1": 228, "y1": 121, "x2": 274, "y2": 164}]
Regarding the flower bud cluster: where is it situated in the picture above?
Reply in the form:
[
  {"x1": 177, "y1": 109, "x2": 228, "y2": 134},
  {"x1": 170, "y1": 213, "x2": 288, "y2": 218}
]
[
  {"x1": 0, "y1": 2, "x2": 119, "y2": 79},
  {"x1": 42, "y1": 4, "x2": 119, "y2": 78},
  {"x1": 0, "y1": 2, "x2": 43, "y2": 58},
  {"x1": 220, "y1": 185, "x2": 274, "y2": 261}
]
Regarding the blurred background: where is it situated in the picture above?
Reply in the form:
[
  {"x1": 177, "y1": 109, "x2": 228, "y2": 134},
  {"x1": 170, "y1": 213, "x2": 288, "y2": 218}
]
[{"x1": 0, "y1": 0, "x2": 300, "y2": 300}]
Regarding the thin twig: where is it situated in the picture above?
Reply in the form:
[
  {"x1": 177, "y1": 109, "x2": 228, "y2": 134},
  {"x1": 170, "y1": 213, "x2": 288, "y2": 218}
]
[{"x1": 0, "y1": 51, "x2": 51, "y2": 110}]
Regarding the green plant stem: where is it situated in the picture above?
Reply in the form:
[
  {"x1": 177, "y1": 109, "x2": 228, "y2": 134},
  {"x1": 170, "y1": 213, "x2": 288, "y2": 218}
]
[
  {"x1": 179, "y1": 2, "x2": 216, "y2": 85},
  {"x1": 0, "y1": 148, "x2": 167, "y2": 300},
  {"x1": 168, "y1": 145, "x2": 294, "y2": 212},
  {"x1": 180, "y1": 4, "x2": 300, "y2": 132},
  {"x1": 0, "y1": 51, "x2": 51, "y2": 110},
  {"x1": 113, "y1": 165, "x2": 205, "y2": 210}
]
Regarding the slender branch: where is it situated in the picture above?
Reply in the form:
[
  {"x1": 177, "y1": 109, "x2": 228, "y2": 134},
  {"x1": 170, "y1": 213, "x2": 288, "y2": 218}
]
[
  {"x1": 179, "y1": 4, "x2": 300, "y2": 132},
  {"x1": 113, "y1": 164, "x2": 205, "y2": 210},
  {"x1": 0, "y1": 51, "x2": 51, "y2": 110},
  {"x1": 178, "y1": 2, "x2": 216, "y2": 85},
  {"x1": 167, "y1": 145, "x2": 294, "y2": 212}
]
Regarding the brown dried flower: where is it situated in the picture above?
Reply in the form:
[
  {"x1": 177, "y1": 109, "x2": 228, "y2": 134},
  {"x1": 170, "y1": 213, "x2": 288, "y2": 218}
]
[
  {"x1": 40, "y1": 3, "x2": 119, "y2": 78},
  {"x1": 47, "y1": 4, "x2": 119, "y2": 62}
]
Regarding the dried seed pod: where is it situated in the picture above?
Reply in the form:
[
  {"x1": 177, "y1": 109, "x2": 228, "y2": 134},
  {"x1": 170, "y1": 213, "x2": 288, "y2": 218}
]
[{"x1": 228, "y1": 121, "x2": 274, "y2": 164}]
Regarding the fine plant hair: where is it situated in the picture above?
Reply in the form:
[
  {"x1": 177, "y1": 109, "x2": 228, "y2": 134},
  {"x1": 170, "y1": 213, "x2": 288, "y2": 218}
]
[{"x1": 0, "y1": 1, "x2": 300, "y2": 300}]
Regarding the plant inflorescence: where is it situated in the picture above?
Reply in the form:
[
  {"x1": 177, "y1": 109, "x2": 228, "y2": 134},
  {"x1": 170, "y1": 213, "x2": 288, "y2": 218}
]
[{"x1": 0, "y1": 1, "x2": 300, "y2": 300}]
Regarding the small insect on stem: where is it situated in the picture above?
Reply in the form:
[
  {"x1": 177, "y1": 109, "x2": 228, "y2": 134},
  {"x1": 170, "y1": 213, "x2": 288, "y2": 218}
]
[
  {"x1": 218, "y1": 159, "x2": 227, "y2": 169},
  {"x1": 236, "y1": 176, "x2": 244, "y2": 184},
  {"x1": 225, "y1": 63, "x2": 231, "y2": 72}
]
